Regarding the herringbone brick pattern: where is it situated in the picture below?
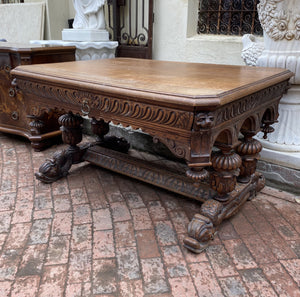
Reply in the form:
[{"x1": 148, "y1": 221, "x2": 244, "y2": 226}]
[{"x1": 0, "y1": 132, "x2": 299, "y2": 297}]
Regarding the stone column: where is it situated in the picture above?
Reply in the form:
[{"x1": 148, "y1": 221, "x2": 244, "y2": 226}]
[{"x1": 241, "y1": 0, "x2": 300, "y2": 184}]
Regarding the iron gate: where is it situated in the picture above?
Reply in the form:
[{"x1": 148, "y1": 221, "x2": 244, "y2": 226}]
[{"x1": 106, "y1": 0, "x2": 153, "y2": 59}]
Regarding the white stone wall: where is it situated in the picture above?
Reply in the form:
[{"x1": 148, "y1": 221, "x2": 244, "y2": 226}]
[
  {"x1": 48, "y1": 0, "x2": 251, "y2": 66},
  {"x1": 153, "y1": 0, "x2": 252, "y2": 65}
]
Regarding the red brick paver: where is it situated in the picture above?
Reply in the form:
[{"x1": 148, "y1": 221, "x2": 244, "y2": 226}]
[{"x1": 0, "y1": 132, "x2": 299, "y2": 296}]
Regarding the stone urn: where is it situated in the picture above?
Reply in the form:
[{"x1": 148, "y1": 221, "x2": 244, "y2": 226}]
[{"x1": 242, "y1": 0, "x2": 300, "y2": 163}]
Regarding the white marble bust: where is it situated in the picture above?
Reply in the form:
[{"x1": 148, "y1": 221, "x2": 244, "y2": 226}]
[{"x1": 73, "y1": 0, "x2": 106, "y2": 30}]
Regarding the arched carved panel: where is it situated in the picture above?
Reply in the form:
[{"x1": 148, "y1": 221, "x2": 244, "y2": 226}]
[
  {"x1": 240, "y1": 115, "x2": 260, "y2": 134},
  {"x1": 213, "y1": 128, "x2": 238, "y2": 147}
]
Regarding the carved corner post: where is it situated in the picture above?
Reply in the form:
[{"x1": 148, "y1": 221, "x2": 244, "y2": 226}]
[
  {"x1": 183, "y1": 108, "x2": 245, "y2": 253},
  {"x1": 35, "y1": 111, "x2": 87, "y2": 183},
  {"x1": 183, "y1": 111, "x2": 219, "y2": 253},
  {"x1": 186, "y1": 112, "x2": 215, "y2": 181}
]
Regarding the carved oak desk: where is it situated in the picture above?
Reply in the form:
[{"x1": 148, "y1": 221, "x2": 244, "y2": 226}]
[
  {"x1": 0, "y1": 43, "x2": 75, "y2": 150},
  {"x1": 11, "y1": 58, "x2": 292, "y2": 253}
]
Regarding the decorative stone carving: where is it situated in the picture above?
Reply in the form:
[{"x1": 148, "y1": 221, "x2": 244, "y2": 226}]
[
  {"x1": 258, "y1": 0, "x2": 300, "y2": 42},
  {"x1": 74, "y1": 41, "x2": 117, "y2": 60},
  {"x1": 241, "y1": 0, "x2": 300, "y2": 166},
  {"x1": 30, "y1": 0, "x2": 116, "y2": 57},
  {"x1": 256, "y1": 0, "x2": 300, "y2": 84},
  {"x1": 63, "y1": 0, "x2": 109, "y2": 42},
  {"x1": 241, "y1": 34, "x2": 264, "y2": 66},
  {"x1": 73, "y1": 0, "x2": 106, "y2": 30},
  {"x1": 31, "y1": 0, "x2": 117, "y2": 59}
]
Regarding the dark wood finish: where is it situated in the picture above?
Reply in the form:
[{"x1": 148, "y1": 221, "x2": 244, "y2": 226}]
[
  {"x1": 11, "y1": 58, "x2": 292, "y2": 252},
  {"x1": 0, "y1": 43, "x2": 76, "y2": 150}
]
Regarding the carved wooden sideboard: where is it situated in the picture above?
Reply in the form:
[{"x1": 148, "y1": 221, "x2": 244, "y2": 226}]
[
  {"x1": 0, "y1": 43, "x2": 75, "y2": 150},
  {"x1": 11, "y1": 58, "x2": 293, "y2": 252}
]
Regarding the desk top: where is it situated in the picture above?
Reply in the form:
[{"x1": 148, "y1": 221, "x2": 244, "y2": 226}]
[
  {"x1": 12, "y1": 58, "x2": 293, "y2": 109},
  {"x1": 0, "y1": 42, "x2": 75, "y2": 53}
]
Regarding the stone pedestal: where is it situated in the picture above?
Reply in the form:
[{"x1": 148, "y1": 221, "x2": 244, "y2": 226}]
[
  {"x1": 30, "y1": 39, "x2": 118, "y2": 61},
  {"x1": 259, "y1": 86, "x2": 300, "y2": 153},
  {"x1": 62, "y1": 28, "x2": 109, "y2": 42},
  {"x1": 242, "y1": 0, "x2": 300, "y2": 178},
  {"x1": 31, "y1": 1, "x2": 117, "y2": 61}
]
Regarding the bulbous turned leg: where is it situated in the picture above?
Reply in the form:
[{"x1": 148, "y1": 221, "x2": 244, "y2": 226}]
[
  {"x1": 59, "y1": 111, "x2": 83, "y2": 149},
  {"x1": 236, "y1": 131, "x2": 263, "y2": 183},
  {"x1": 35, "y1": 112, "x2": 87, "y2": 183},
  {"x1": 210, "y1": 145, "x2": 242, "y2": 202},
  {"x1": 91, "y1": 118, "x2": 130, "y2": 153}
]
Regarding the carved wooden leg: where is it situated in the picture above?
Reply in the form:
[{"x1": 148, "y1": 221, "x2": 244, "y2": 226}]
[
  {"x1": 27, "y1": 115, "x2": 47, "y2": 151},
  {"x1": 91, "y1": 118, "x2": 130, "y2": 153},
  {"x1": 27, "y1": 109, "x2": 63, "y2": 151},
  {"x1": 183, "y1": 200, "x2": 223, "y2": 253},
  {"x1": 184, "y1": 145, "x2": 242, "y2": 253},
  {"x1": 210, "y1": 145, "x2": 242, "y2": 202},
  {"x1": 236, "y1": 131, "x2": 263, "y2": 184},
  {"x1": 35, "y1": 111, "x2": 87, "y2": 183}
]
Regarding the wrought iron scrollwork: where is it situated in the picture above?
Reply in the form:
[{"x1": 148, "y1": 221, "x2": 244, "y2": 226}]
[{"x1": 198, "y1": 0, "x2": 263, "y2": 36}]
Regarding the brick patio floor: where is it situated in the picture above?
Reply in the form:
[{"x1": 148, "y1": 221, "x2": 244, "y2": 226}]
[{"x1": 0, "y1": 132, "x2": 299, "y2": 297}]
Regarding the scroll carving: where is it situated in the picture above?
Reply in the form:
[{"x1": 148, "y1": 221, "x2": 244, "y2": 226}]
[
  {"x1": 16, "y1": 79, "x2": 193, "y2": 130},
  {"x1": 153, "y1": 137, "x2": 190, "y2": 160},
  {"x1": 183, "y1": 214, "x2": 216, "y2": 253}
]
